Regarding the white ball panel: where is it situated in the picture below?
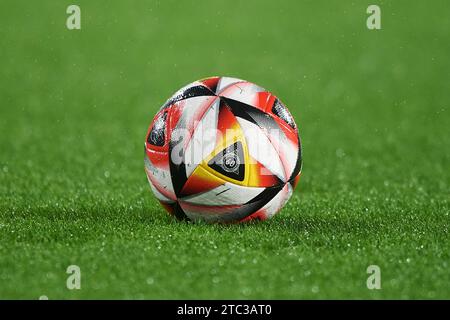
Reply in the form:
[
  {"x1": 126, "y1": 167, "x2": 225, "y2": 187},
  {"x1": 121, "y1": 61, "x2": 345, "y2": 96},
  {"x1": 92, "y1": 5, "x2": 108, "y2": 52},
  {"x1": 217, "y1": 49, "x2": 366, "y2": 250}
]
[
  {"x1": 146, "y1": 176, "x2": 175, "y2": 203},
  {"x1": 219, "y1": 82, "x2": 265, "y2": 106},
  {"x1": 216, "y1": 77, "x2": 245, "y2": 93},
  {"x1": 144, "y1": 153, "x2": 175, "y2": 199},
  {"x1": 180, "y1": 182, "x2": 265, "y2": 206},
  {"x1": 236, "y1": 117, "x2": 286, "y2": 181}
]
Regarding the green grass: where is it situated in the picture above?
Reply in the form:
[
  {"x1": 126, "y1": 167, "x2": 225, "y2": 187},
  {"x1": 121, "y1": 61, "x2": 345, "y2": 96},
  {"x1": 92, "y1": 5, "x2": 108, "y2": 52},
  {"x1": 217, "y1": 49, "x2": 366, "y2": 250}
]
[{"x1": 0, "y1": 0, "x2": 449, "y2": 299}]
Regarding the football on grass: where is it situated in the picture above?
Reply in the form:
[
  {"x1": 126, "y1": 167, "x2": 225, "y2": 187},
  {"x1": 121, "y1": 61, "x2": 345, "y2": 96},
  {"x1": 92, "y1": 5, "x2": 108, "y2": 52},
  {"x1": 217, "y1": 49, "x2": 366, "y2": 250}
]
[{"x1": 144, "y1": 77, "x2": 302, "y2": 223}]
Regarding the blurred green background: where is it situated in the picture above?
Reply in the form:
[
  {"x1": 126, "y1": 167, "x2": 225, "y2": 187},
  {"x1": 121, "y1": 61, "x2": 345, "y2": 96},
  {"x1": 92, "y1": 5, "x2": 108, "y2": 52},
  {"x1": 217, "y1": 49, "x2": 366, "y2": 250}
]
[{"x1": 0, "y1": 0, "x2": 448, "y2": 299}]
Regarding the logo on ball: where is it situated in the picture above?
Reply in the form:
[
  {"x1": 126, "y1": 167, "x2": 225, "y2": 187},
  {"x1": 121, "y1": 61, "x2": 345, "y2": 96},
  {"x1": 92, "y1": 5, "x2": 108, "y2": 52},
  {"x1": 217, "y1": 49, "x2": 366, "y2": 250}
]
[{"x1": 223, "y1": 152, "x2": 239, "y2": 172}]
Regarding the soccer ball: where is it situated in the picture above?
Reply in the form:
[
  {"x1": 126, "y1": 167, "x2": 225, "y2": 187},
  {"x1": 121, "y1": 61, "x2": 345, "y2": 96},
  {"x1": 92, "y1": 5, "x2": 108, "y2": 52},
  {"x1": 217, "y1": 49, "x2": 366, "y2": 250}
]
[{"x1": 144, "y1": 77, "x2": 302, "y2": 223}]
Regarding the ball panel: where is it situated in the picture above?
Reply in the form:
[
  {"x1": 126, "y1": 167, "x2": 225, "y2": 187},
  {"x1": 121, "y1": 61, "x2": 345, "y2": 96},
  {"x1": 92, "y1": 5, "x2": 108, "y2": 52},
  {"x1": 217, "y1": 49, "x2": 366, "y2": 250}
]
[
  {"x1": 215, "y1": 77, "x2": 245, "y2": 94},
  {"x1": 214, "y1": 100, "x2": 245, "y2": 145},
  {"x1": 247, "y1": 155, "x2": 284, "y2": 187},
  {"x1": 239, "y1": 210, "x2": 268, "y2": 222},
  {"x1": 272, "y1": 99, "x2": 296, "y2": 129},
  {"x1": 144, "y1": 151, "x2": 176, "y2": 201},
  {"x1": 290, "y1": 173, "x2": 301, "y2": 190},
  {"x1": 207, "y1": 141, "x2": 245, "y2": 182},
  {"x1": 147, "y1": 177, "x2": 175, "y2": 204},
  {"x1": 160, "y1": 201, "x2": 189, "y2": 220},
  {"x1": 264, "y1": 128, "x2": 299, "y2": 181},
  {"x1": 220, "y1": 95, "x2": 301, "y2": 182},
  {"x1": 146, "y1": 110, "x2": 168, "y2": 147},
  {"x1": 180, "y1": 182, "x2": 266, "y2": 206},
  {"x1": 218, "y1": 81, "x2": 266, "y2": 107},
  {"x1": 180, "y1": 184, "x2": 285, "y2": 223},
  {"x1": 260, "y1": 183, "x2": 293, "y2": 219},
  {"x1": 169, "y1": 95, "x2": 218, "y2": 135},
  {"x1": 270, "y1": 111, "x2": 300, "y2": 146},
  {"x1": 179, "y1": 165, "x2": 225, "y2": 197},
  {"x1": 200, "y1": 76, "x2": 220, "y2": 93},
  {"x1": 161, "y1": 81, "x2": 215, "y2": 110},
  {"x1": 166, "y1": 96, "x2": 218, "y2": 197},
  {"x1": 201, "y1": 102, "x2": 251, "y2": 186},
  {"x1": 239, "y1": 183, "x2": 293, "y2": 222},
  {"x1": 236, "y1": 116, "x2": 286, "y2": 182},
  {"x1": 288, "y1": 138, "x2": 302, "y2": 182},
  {"x1": 179, "y1": 202, "x2": 241, "y2": 223},
  {"x1": 184, "y1": 99, "x2": 220, "y2": 178}
]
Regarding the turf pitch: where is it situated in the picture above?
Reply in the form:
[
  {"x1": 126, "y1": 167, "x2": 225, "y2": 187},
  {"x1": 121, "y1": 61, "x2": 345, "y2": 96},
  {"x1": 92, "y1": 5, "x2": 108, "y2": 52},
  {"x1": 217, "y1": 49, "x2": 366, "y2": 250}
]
[{"x1": 0, "y1": 0, "x2": 449, "y2": 299}]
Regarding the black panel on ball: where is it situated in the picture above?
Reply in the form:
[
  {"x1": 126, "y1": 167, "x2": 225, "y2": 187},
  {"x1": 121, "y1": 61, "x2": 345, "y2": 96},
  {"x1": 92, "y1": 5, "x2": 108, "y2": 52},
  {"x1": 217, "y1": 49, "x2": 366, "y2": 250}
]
[
  {"x1": 147, "y1": 111, "x2": 167, "y2": 147},
  {"x1": 168, "y1": 139, "x2": 188, "y2": 197},
  {"x1": 208, "y1": 141, "x2": 245, "y2": 181},
  {"x1": 172, "y1": 202, "x2": 189, "y2": 220},
  {"x1": 272, "y1": 98, "x2": 296, "y2": 129},
  {"x1": 221, "y1": 97, "x2": 282, "y2": 132}
]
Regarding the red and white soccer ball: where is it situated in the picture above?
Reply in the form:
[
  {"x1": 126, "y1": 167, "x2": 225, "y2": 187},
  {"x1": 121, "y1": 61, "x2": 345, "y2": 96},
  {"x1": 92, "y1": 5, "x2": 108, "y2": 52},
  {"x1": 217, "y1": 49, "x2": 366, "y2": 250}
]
[{"x1": 144, "y1": 77, "x2": 302, "y2": 223}]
